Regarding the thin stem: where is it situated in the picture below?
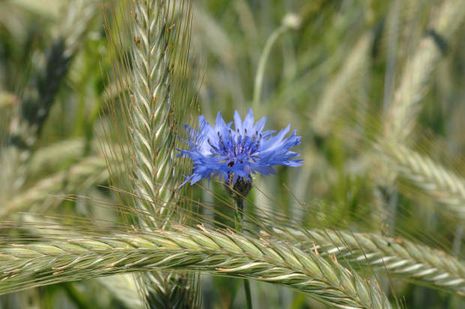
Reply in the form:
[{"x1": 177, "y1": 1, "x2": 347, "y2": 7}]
[
  {"x1": 252, "y1": 25, "x2": 288, "y2": 109},
  {"x1": 234, "y1": 197, "x2": 253, "y2": 309},
  {"x1": 235, "y1": 197, "x2": 245, "y2": 228},
  {"x1": 243, "y1": 279, "x2": 253, "y2": 309}
]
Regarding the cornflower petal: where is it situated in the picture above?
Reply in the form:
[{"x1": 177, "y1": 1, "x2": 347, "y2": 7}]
[
  {"x1": 254, "y1": 116, "x2": 267, "y2": 133},
  {"x1": 179, "y1": 110, "x2": 302, "y2": 188},
  {"x1": 233, "y1": 111, "x2": 243, "y2": 133},
  {"x1": 242, "y1": 109, "x2": 255, "y2": 132}
]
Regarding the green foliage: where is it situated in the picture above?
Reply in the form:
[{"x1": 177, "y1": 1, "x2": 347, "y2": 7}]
[{"x1": 0, "y1": 0, "x2": 465, "y2": 308}]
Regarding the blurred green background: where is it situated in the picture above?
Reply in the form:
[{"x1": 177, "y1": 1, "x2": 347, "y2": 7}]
[{"x1": 1, "y1": 0, "x2": 465, "y2": 308}]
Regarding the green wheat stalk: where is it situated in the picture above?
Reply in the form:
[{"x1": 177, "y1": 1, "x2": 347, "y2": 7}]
[
  {"x1": 129, "y1": 0, "x2": 176, "y2": 227},
  {"x1": 116, "y1": 0, "x2": 195, "y2": 228},
  {"x1": 27, "y1": 139, "x2": 88, "y2": 178},
  {"x1": 0, "y1": 156, "x2": 108, "y2": 219},
  {"x1": 375, "y1": 0, "x2": 465, "y2": 232},
  {"x1": 7, "y1": 0, "x2": 96, "y2": 150},
  {"x1": 312, "y1": 32, "x2": 371, "y2": 137},
  {"x1": 0, "y1": 0, "x2": 97, "y2": 203},
  {"x1": 273, "y1": 227, "x2": 465, "y2": 296},
  {"x1": 0, "y1": 226, "x2": 391, "y2": 309},
  {"x1": 15, "y1": 214, "x2": 145, "y2": 308},
  {"x1": 105, "y1": 0, "x2": 199, "y2": 306},
  {"x1": 380, "y1": 142, "x2": 465, "y2": 218},
  {"x1": 383, "y1": 0, "x2": 465, "y2": 142}
]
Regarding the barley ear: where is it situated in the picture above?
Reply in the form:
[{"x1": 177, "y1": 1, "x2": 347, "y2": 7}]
[
  {"x1": 0, "y1": 226, "x2": 391, "y2": 309},
  {"x1": 383, "y1": 0, "x2": 465, "y2": 142},
  {"x1": 380, "y1": 142, "x2": 465, "y2": 218},
  {"x1": 0, "y1": 0, "x2": 97, "y2": 199},
  {"x1": 275, "y1": 227, "x2": 465, "y2": 296},
  {"x1": 104, "y1": 0, "x2": 200, "y2": 306}
]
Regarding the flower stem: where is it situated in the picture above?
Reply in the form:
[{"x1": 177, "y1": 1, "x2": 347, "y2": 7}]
[
  {"x1": 243, "y1": 278, "x2": 253, "y2": 309},
  {"x1": 234, "y1": 197, "x2": 253, "y2": 309},
  {"x1": 234, "y1": 197, "x2": 245, "y2": 229},
  {"x1": 252, "y1": 24, "x2": 288, "y2": 110}
]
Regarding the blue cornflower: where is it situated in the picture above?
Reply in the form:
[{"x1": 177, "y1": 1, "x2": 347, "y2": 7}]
[{"x1": 180, "y1": 109, "x2": 302, "y2": 194}]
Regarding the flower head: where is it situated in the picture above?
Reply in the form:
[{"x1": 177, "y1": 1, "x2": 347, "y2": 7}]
[{"x1": 180, "y1": 109, "x2": 302, "y2": 189}]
